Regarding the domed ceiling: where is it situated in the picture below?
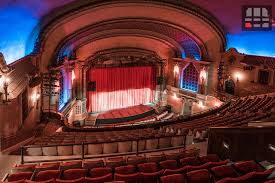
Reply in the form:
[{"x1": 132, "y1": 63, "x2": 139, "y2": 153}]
[{"x1": 0, "y1": 0, "x2": 274, "y2": 64}]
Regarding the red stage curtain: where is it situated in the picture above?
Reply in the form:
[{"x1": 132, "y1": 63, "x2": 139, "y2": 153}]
[{"x1": 87, "y1": 66, "x2": 156, "y2": 112}]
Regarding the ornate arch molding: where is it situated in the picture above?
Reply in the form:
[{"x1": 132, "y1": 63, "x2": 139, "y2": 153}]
[
  {"x1": 35, "y1": 1, "x2": 225, "y2": 71},
  {"x1": 85, "y1": 47, "x2": 166, "y2": 69},
  {"x1": 53, "y1": 18, "x2": 206, "y2": 64}
]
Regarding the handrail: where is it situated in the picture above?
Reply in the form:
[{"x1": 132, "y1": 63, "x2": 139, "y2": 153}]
[{"x1": 21, "y1": 133, "x2": 187, "y2": 164}]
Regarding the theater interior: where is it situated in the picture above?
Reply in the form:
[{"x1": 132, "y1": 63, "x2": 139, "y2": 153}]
[{"x1": 0, "y1": 0, "x2": 275, "y2": 182}]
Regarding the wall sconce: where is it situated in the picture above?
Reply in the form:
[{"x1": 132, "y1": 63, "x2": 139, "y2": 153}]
[
  {"x1": 234, "y1": 72, "x2": 243, "y2": 82},
  {"x1": 173, "y1": 64, "x2": 179, "y2": 75},
  {"x1": 173, "y1": 64, "x2": 179, "y2": 87},
  {"x1": 223, "y1": 141, "x2": 230, "y2": 150},
  {"x1": 198, "y1": 100, "x2": 205, "y2": 108},
  {"x1": 0, "y1": 76, "x2": 10, "y2": 103},
  {"x1": 268, "y1": 144, "x2": 275, "y2": 152},
  {"x1": 72, "y1": 70, "x2": 76, "y2": 84},
  {"x1": 31, "y1": 91, "x2": 40, "y2": 109},
  {"x1": 200, "y1": 68, "x2": 207, "y2": 82},
  {"x1": 31, "y1": 92, "x2": 40, "y2": 102}
]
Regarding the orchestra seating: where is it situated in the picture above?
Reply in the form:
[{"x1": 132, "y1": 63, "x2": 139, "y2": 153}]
[{"x1": 3, "y1": 152, "x2": 275, "y2": 183}]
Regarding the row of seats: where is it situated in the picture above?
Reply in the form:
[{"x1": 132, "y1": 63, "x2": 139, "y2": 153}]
[
  {"x1": 14, "y1": 148, "x2": 200, "y2": 173},
  {"x1": 27, "y1": 132, "x2": 186, "y2": 156},
  {"x1": 27, "y1": 94, "x2": 274, "y2": 157},
  {"x1": 5, "y1": 154, "x2": 275, "y2": 183}
]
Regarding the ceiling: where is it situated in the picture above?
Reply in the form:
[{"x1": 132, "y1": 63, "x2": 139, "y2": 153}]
[{"x1": 0, "y1": 0, "x2": 275, "y2": 63}]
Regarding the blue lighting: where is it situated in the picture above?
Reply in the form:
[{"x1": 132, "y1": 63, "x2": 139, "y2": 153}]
[
  {"x1": 0, "y1": 5, "x2": 38, "y2": 64},
  {"x1": 58, "y1": 70, "x2": 72, "y2": 111},
  {"x1": 226, "y1": 31, "x2": 275, "y2": 57}
]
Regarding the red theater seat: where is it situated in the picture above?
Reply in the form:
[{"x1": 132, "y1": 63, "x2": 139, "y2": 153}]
[
  {"x1": 85, "y1": 174, "x2": 112, "y2": 183},
  {"x1": 114, "y1": 165, "x2": 140, "y2": 182},
  {"x1": 89, "y1": 167, "x2": 112, "y2": 178},
  {"x1": 83, "y1": 160, "x2": 104, "y2": 169},
  {"x1": 62, "y1": 169, "x2": 87, "y2": 180},
  {"x1": 60, "y1": 161, "x2": 82, "y2": 171},
  {"x1": 56, "y1": 177, "x2": 84, "y2": 183},
  {"x1": 138, "y1": 162, "x2": 163, "y2": 183},
  {"x1": 106, "y1": 157, "x2": 126, "y2": 168},
  {"x1": 25, "y1": 179, "x2": 55, "y2": 183},
  {"x1": 127, "y1": 156, "x2": 147, "y2": 166},
  {"x1": 208, "y1": 160, "x2": 229, "y2": 168},
  {"x1": 8, "y1": 172, "x2": 33, "y2": 182},
  {"x1": 216, "y1": 172, "x2": 254, "y2": 183},
  {"x1": 180, "y1": 157, "x2": 200, "y2": 166},
  {"x1": 186, "y1": 169, "x2": 211, "y2": 183},
  {"x1": 35, "y1": 170, "x2": 60, "y2": 181},
  {"x1": 233, "y1": 160, "x2": 263, "y2": 175},
  {"x1": 211, "y1": 165, "x2": 239, "y2": 181},
  {"x1": 115, "y1": 164, "x2": 140, "y2": 181},
  {"x1": 160, "y1": 174, "x2": 186, "y2": 183},
  {"x1": 12, "y1": 164, "x2": 37, "y2": 173},
  {"x1": 159, "y1": 160, "x2": 178, "y2": 170},
  {"x1": 199, "y1": 154, "x2": 220, "y2": 163}
]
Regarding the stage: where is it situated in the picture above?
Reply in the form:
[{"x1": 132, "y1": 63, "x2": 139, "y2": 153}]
[{"x1": 91, "y1": 104, "x2": 156, "y2": 125}]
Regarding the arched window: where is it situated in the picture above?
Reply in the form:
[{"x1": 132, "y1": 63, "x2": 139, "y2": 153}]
[{"x1": 181, "y1": 63, "x2": 199, "y2": 92}]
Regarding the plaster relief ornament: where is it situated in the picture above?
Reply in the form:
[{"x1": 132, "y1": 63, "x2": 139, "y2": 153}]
[{"x1": 0, "y1": 52, "x2": 11, "y2": 74}]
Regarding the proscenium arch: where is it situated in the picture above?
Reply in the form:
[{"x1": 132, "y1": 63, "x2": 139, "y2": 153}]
[
  {"x1": 75, "y1": 35, "x2": 182, "y2": 62},
  {"x1": 52, "y1": 18, "x2": 207, "y2": 63},
  {"x1": 35, "y1": 1, "x2": 225, "y2": 72}
]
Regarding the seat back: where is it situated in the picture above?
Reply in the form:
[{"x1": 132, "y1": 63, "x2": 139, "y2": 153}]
[
  {"x1": 159, "y1": 160, "x2": 178, "y2": 170},
  {"x1": 62, "y1": 169, "x2": 87, "y2": 180},
  {"x1": 138, "y1": 162, "x2": 158, "y2": 173},
  {"x1": 186, "y1": 169, "x2": 211, "y2": 183},
  {"x1": 161, "y1": 174, "x2": 186, "y2": 183},
  {"x1": 89, "y1": 167, "x2": 112, "y2": 178},
  {"x1": 211, "y1": 165, "x2": 239, "y2": 181}
]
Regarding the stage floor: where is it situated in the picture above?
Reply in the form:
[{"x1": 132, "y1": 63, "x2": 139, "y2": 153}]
[{"x1": 94, "y1": 104, "x2": 156, "y2": 125}]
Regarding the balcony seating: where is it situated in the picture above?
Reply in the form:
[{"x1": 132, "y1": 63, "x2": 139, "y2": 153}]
[
  {"x1": 180, "y1": 157, "x2": 200, "y2": 166},
  {"x1": 216, "y1": 172, "x2": 254, "y2": 183},
  {"x1": 146, "y1": 154, "x2": 165, "y2": 163},
  {"x1": 199, "y1": 154, "x2": 220, "y2": 164},
  {"x1": 11, "y1": 164, "x2": 36, "y2": 173},
  {"x1": 211, "y1": 165, "x2": 239, "y2": 181},
  {"x1": 60, "y1": 161, "x2": 82, "y2": 171},
  {"x1": 186, "y1": 169, "x2": 212, "y2": 183},
  {"x1": 34, "y1": 163, "x2": 60, "y2": 172},
  {"x1": 127, "y1": 156, "x2": 147, "y2": 166},
  {"x1": 56, "y1": 177, "x2": 84, "y2": 183},
  {"x1": 159, "y1": 160, "x2": 178, "y2": 170},
  {"x1": 160, "y1": 174, "x2": 186, "y2": 183},
  {"x1": 114, "y1": 165, "x2": 140, "y2": 182},
  {"x1": 82, "y1": 160, "x2": 104, "y2": 169},
  {"x1": 89, "y1": 167, "x2": 112, "y2": 178},
  {"x1": 85, "y1": 174, "x2": 112, "y2": 183},
  {"x1": 34, "y1": 170, "x2": 60, "y2": 181},
  {"x1": 7, "y1": 172, "x2": 33, "y2": 182},
  {"x1": 62, "y1": 169, "x2": 87, "y2": 180},
  {"x1": 3, "y1": 152, "x2": 275, "y2": 183},
  {"x1": 137, "y1": 162, "x2": 164, "y2": 183},
  {"x1": 105, "y1": 157, "x2": 126, "y2": 169},
  {"x1": 232, "y1": 160, "x2": 263, "y2": 175},
  {"x1": 165, "y1": 152, "x2": 185, "y2": 160}
]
